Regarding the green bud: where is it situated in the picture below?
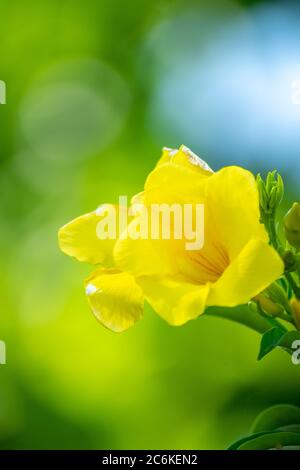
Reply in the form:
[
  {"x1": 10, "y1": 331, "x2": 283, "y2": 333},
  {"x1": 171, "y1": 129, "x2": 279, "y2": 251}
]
[
  {"x1": 256, "y1": 174, "x2": 267, "y2": 210},
  {"x1": 269, "y1": 186, "x2": 277, "y2": 210},
  {"x1": 254, "y1": 294, "x2": 284, "y2": 317},
  {"x1": 276, "y1": 173, "x2": 284, "y2": 206},
  {"x1": 284, "y1": 202, "x2": 300, "y2": 250},
  {"x1": 265, "y1": 282, "x2": 289, "y2": 308},
  {"x1": 256, "y1": 171, "x2": 284, "y2": 216},
  {"x1": 248, "y1": 300, "x2": 258, "y2": 314},
  {"x1": 266, "y1": 170, "x2": 276, "y2": 193},
  {"x1": 291, "y1": 298, "x2": 300, "y2": 330},
  {"x1": 282, "y1": 249, "x2": 298, "y2": 271}
]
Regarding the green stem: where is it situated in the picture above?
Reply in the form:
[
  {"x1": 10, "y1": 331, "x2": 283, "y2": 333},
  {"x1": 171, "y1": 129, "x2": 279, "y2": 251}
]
[
  {"x1": 285, "y1": 272, "x2": 300, "y2": 300},
  {"x1": 260, "y1": 313, "x2": 288, "y2": 332},
  {"x1": 268, "y1": 216, "x2": 279, "y2": 250},
  {"x1": 266, "y1": 213, "x2": 300, "y2": 303},
  {"x1": 206, "y1": 306, "x2": 279, "y2": 335}
]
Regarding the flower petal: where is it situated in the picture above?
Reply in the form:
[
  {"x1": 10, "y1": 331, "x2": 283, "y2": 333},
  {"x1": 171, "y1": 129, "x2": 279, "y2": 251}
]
[
  {"x1": 114, "y1": 225, "x2": 179, "y2": 278},
  {"x1": 144, "y1": 161, "x2": 208, "y2": 206},
  {"x1": 156, "y1": 145, "x2": 214, "y2": 175},
  {"x1": 130, "y1": 145, "x2": 212, "y2": 206},
  {"x1": 58, "y1": 204, "x2": 123, "y2": 266},
  {"x1": 138, "y1": 276, "x2": 210, "y2": 326},
  {"x1": 207, "y1": 238, "x2": 284, "y2": 307},
  {"x1": 85, "y1": 269, "x2": 144, "y2": 332},
  {"x1": 205, "y1": 166, "x2": 268, "y2": 259}
]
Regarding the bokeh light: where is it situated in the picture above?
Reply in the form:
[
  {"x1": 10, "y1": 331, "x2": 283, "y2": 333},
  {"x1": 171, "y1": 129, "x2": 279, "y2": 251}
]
[{"x1": 147, "y1": 2, "x2": 300, "y2": 178}]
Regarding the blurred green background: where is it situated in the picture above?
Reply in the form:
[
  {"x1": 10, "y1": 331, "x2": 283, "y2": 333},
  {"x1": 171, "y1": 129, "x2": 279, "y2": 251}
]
[{"x1": 1, "y1": 0, "x2": 300, "y2": 450}]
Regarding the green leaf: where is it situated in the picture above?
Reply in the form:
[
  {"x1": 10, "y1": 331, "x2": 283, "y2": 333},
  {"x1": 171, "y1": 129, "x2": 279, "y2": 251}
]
[
  {"x1": 228, "y1": 405, "x2": 300, "y2": 450},
  {"x1": 257, "y1": 328, "x2": 300, "y2": 360},
  {"x1": 252, "y1": 404, "x2": 300, "y2": 433},
  {"x1": 238, "y1": 431, "x2": 300, "y2": 450},
  {"x1": 227, "y1": 431, "x2": 273, "y2": 450},
  {"x1": 277, "y1": 330, "x2": 300, "y2": 354},
  {"x1": 257, "y1": 327, "x2": 285, "y2": 360},
  {"x1": 279, "y1": 446, "x2": 300, "y2": 449},
  {"x1": 277, "y1": 425, "x2": 300, "y2": 433}
]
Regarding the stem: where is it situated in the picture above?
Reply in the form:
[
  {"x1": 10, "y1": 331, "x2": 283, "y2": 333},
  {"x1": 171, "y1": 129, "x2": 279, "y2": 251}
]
[
  {"x1": 274, "y1": 310, "x2": 296, "y2": 327},
  {"x1": 260, "y1": 312, "x2": 288, "y2": 332},
  {"x1": 268, "y1": 216, "x2": 279, "y2": 250},
  {"x1": 206, "y1": 306, "x2": 278, "y2": 335},
  {"x1": 285, "y1": 272, "x2": 300, "y2": 300},
  {"x1": 266, "y1": 213, "x2": 300, "y2": 303}
]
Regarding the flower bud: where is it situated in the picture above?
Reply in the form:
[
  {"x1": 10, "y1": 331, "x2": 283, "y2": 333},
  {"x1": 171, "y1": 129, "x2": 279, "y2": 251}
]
[
  {"x1": 291, "y1": 298, "x2": 300, "y2": 330},
  {"x1": 284, "y1": 202, "x2": 300, "y2": 250},
  {"x1": 265, "y1": 282, "x2": 289, "y2": 309},
  {"x1": 254, "y1": 294, "x2": 284, "y2": 317},
  {"x1": 282, "y1": 250, "x2": 298, "y2": 271},
  {"x1": 248, "y1": 300, "x2": 258, "y2": 314},
  {"x1": 256, "y1": 171, "x2": 284, "y2": 216}
]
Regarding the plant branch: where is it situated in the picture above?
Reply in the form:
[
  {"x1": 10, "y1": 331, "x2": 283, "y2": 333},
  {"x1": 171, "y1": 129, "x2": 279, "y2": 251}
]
[{"x1": 206, "y1": 306, "x2": 279, "y2": 335}]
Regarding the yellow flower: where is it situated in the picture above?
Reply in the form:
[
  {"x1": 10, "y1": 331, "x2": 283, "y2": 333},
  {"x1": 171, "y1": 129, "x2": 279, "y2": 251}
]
[{"x1": 58, "y1": 145, "x2": 284, "y2": 332}]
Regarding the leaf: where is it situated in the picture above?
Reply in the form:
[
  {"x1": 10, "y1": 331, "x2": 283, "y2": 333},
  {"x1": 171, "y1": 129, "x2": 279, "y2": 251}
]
[
  {"x1": 257, "y1": 328, "x2": 300, "y2": 360},
  {"x1": 238, "y1": 431, "x2": 300, "y2": 450},
  {"x1": 277, "y1": 425, "x2": 300, "y2": 433},
  {"x1": 277, "y1": 330, "x2": 300, "y2": 354},
  {"x1": 228, "y1": 405, "x2": 300, "y2": 450},
  {"x1": 257, "y1": 327, "x2": 285, "y2": 360},
  {"x1": 252, "y1": 404, "x2": 300, "y2": 433},
  {"x1": 227, "y1": 431, "x2": 273, "y2": 450}
]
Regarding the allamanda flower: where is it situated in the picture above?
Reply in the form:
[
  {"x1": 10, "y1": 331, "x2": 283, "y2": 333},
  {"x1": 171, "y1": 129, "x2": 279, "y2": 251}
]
[{"x1": 58, "y1": 145, "x2": 283, "y2": 332}]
